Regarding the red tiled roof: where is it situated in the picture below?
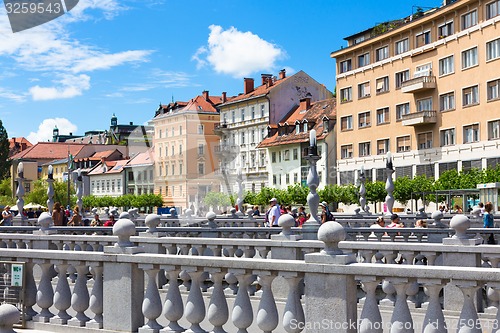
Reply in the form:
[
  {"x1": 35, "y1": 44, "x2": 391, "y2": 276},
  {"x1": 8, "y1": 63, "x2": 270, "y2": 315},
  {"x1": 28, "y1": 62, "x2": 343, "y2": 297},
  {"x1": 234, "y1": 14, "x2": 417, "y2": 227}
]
[
  {"x1": 9, "y1": 137, "x2": 32, "y2": 150},
  {"x1": 10, "y1": 142, "x2": 86, "y2": 160},
  {"x1": 223, "y1": 75, "x2": 291, "y2": 104},
  {"x1": 126, "y1": 149, "x2": 154, "y2": 166},
  {"x1": 88, "y1": 159, "x2": 129, "y2": 175},
  {"x1": 257, "y1": 98, "x2": 336, "y2": 148}
]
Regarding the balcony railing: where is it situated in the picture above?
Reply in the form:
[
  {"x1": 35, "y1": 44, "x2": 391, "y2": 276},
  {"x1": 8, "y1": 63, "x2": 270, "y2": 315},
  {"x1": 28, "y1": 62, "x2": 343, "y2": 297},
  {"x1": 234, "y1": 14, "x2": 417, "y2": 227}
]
[
  {"x1": 401, "y1": 110, "x2": 437, "y2": 126},
  {"x1": 401, "y1": 75, "x2": 436, "y2": 93}
]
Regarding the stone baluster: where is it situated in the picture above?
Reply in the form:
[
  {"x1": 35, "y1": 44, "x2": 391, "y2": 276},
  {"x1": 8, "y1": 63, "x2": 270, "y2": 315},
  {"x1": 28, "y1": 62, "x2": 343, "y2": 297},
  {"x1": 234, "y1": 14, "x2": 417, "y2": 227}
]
[
  {"x1": 183, "y1": 268, "x2": 206, "y2": 332},
  {"x1": 243, "y1": 246, "x2": 256, "y2": 258},
  {"x1": 489, "y1": 283, "x2": 500, "y2": 333},
  {"x1": 400, "y1": 251, "x2": 416, "y2": 265},
  {"x1": 139, "y1": 265, "x2": 163, "y2": 333},
  {"x1": 281, "y1": 272, "x2": 305, "y2": 333},
  {"x1": 380, "y1": 251, "x2": 398, "y2": 264},
  {"x1": 358, "y1": 277, "x2": 383, "y2": 333},
  {"x1": 387, "y1": 278, "x2": 414, "y2": 333},
  {"x1": 161, "y1": 267, "x2": 185, "y2": 333},
  {"x1": 224, "y1": 272, "x2": 238, "y2": 295},
  {"x1": 256, "y1": 246, "x2": 270, "y2": 259},
  {"x1": 254, "y1": 272, "x2": 278, "y2": 333},
  {"x1": 207, "y1": 269, "x2": 229, "y2": 333},
  {"x1": 224, "y1": 246, "x2": 236, "y2": 258},
  {"x1": 50, "y1": 262, "x2": 72, "y2": 325},
  {"x1": 87, "y1": 264, "x2": 103, "y2": 329},
  {"x1": 230, "y1": 269, "x2": 253, "y2": 333},
  {"x1": 454, "y1": 280, "x2": 482, "y2": 333},
  {"x1": 68, "y1": 262, "x2": 90, "y2": 326},
  {"x1": 23, "y1": 261, "x2": 38, "y2": 320},
  {"x1": 207, "y1": 245, "x2": 222, "y2": 257},
  {"x1": 359, "y1": 250, "x2": 375, "y2": 263},
  {"x1": 34, "y1": 260, "x2": 54, "y2": 322},
  {"x1": 421, "y1": 252, "x2": 438, "y2": 266},
  {"x1": 420, "y1": 279, "x2": 447, "y2": 333}
]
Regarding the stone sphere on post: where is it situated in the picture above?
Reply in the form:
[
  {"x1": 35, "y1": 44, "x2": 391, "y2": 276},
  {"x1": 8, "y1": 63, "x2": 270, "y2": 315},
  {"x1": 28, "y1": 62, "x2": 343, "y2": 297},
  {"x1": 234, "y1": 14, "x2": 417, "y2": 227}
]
[
  {"x1": 38, "y1": 212, "x2": 52, "y2": 231},
  {"x1": 144, "y1": 214, "x2": 160, "y2": 233},
  {"x1": 0, "y1": 303, "x2": 21, "y2": 332},
  {"x1": 450, "y1": 214, "x2": 470, "y2": 239},
  {"x1": 113, "y1": 218, "x2": 136, "y2": 247},
  {"x1": 317, "y1": 221, "x2": 346, "y2": 255},
  {"x1": 278, "y1": 214, "x2": 296, "y2": 236}
]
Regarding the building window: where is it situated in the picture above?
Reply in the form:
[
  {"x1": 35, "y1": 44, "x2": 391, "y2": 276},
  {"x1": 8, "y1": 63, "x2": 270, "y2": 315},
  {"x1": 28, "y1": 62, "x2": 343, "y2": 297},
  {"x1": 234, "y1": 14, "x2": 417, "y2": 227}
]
[
  {"x1": 463, "y1": 124, "x2": 480, "y2": 143},
  {"x1": 179, "y1": 163, "x2": 182, "y2": 174},
  {"x1": 358, "y1": 53, "x2": 370, "y2": 67},
  {"x1": 439, "y1": 55, "x2": 454, "y2": 76},
  {"x1": 417, "y1": 97, "x2": 433, "y2": 111},
  {"x1": 377, "y1": 139, "x2": 390, "y2": 155},
  {"x1": 487, "y1": 0, "x2": 500, "y2": 19},
  {"x1": 395, "y1": 38, "x2": 409, "y2": 55},
  {"x1": 272, "y1": 175, "x2": 277, "y2": 185},
  {"x1": 271, "y1": 152, "x2": 276, "y2": 163},
  {"x1": 285, "y1": 174, "x2": 290, "y2": 185},
  {"x1": 418, "y1": 132, "x2": 433, "y2": 149},
  {"x1": 358, "y1": 82, "x2": 370, "y2": 98},
  {"x1": 487, "y1": 38, "x2": 500, "y2": 61},
  {"x1": 232, "y1": 110, "x2": 235, "y2": 123},
  {"x1": 340, "y1": 115, "x2": 353, "y2": 131},
  {"x1": 376, "y1": 107, "x2": 389, "y2": 125},
  {"x1": 358, "y1": 111, "x2": 371, "y2": 128},
  {"x1": 463, "y1": 85, "x2": 479, "y2": 106},
  {"x1": 461, "y1": 10, "x2": 478, "y2": 29},
  {"x1": 198, "y1": 163, "x2": 205, "y2": 175},
  {"x1": 128, "y1": 171, "x2": 134, "y2": 181},
  {"x1": 251, "y1": 130, "x2": 255, "y2": 144},
  {"x1": 341, "y1": 144, "x2": 353, "y2": 159},
  {"x1": 395, "y1": 70, "x2": 410, "y2": 89},
  {"x1": 462, "y1": 47, "x2": 478, "y2": 69},
  {"x1": 339, "y1": 59, "x2": 352, "y2": 73},
  {"x1": 415, "y1": 30, "x2": 431, "y2": 47},
  {"x1": 340, "y1": 87, "x2": 352, "y2": 103},
  {"x1": 179, "y1": 144, "x2": 183, "y2": 155},
  {"x1": 260, "y1": 151, "x2": 266, "y2": 167},
  {"x1": 293, "y1": 148, "x2": 298, "y2": 160},
  {"x1": 438, "y1": 21, "x2": 454, "y2": 38},
  {"x1": 488, "y1": 120, "x2": 500, "y2": 140},
  {"x1": 303, "y1": 122, "x2": 308, "y2": 132},
  {"x1": 396, "y1": 136, "x2": 411, "y2": 152},
  {"x1": 396, "y1": 103, "x2": 410, "y2": 120},
  {"x1": 251, "y1": 106, "x2": 255, "y2": 119},
  {"x1": 375, "y1": 46, "x2": 389, "y2": 61},
  {"x1": 241, "y1": 132, "x2": 246, "y2": 145},
  {"x1": 261, "y1": 105, "x2": 265, "y2": 117},
  {"x1": 414, "y1": 63, "x2": 432, "y2": 77},
  {"x1": 487, "y1": 79, "x2": 500, "y2": 101},
  {"x1": 197, "y1": 125, "x2": 204, "y2": 134},
  {"x1": 198, "y1": 144, "x2": 204, "y2": 155},
  {"x1": 440, "y1": 128, "x2": 455, "y2": 146},
  {"x1": 376, "y1": 76, "x2": 389, "y2": 94},
  {"x1": 294, "y1": 173, "x2": 298, "y2": 183},
  {"x1": 284, "y1": 150, "x2": 290, "y2": 161},
  {"x1": 440, "y1": 92, "x2": 455, "y2": 111},
  {"x1": 241, "y1": 109, "x2": 245, "y2": 121},
  {"x1": 359, "y1": 142, "x2": 371, "y2": 157},
  {"x1": 171, "y1": 145, "x2": 175, "y2": 156}
]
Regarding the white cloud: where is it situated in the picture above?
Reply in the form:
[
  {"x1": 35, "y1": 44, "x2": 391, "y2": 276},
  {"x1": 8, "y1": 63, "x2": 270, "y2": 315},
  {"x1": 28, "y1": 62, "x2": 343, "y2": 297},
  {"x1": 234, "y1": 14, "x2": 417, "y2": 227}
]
[
  {"x1": 0, "y1": 88, "x2": 26, "y2": 102},
  {"x1": 72, "y1": 50, "x2": 153, "y2": 73},
  {"x1": 193, "y1": 25, "x2": 286, "y2": 78},
  {"x1": 29, "y1": 74, "x2": 91, "y2": 100},
  {"x1": 27, "y1": 118, "x2": 78, "y2": 143}
]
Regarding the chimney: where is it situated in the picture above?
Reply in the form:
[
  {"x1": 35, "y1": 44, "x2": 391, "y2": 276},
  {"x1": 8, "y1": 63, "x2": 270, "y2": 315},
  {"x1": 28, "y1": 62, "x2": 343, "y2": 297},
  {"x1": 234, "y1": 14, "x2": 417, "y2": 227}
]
[
  {"x1": 244, "y1": 78, "x2": 254, "y2": 94},
  {"x1": 222, "y1": 92, "x2": 227, "y2": 103},
  {"x1": 261, "y1": 74, "x2": 272, "y2": 85},
  {"x1": 300, "y1": 97, "x2": 311, "y2": 111},
  {"x1": 279, "y1": 69, "x2": 286, "y2": 80},
  {"x1": 202, "y1": 90, "x2": 209, "y2": 101}
]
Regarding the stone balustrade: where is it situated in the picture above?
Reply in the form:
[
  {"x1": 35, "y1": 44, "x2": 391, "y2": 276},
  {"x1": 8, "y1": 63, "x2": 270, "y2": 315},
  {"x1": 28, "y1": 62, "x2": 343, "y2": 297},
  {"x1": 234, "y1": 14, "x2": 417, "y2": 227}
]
[{"x1": 1, "y1": 243, "x2": 500, "y2": 332}]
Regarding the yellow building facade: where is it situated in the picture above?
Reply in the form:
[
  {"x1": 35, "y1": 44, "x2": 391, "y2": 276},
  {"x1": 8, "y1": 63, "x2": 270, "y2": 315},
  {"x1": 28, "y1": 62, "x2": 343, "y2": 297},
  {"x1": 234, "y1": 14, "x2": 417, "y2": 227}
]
[{"x1": 331, "y1": 0, "x2": 500, "y2": 184}]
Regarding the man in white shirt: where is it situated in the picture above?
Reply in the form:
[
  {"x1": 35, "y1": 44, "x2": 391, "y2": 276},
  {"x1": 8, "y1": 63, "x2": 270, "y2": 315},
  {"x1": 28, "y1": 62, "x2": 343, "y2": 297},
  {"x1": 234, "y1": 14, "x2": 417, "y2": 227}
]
[{"x1": 268, "y1": 198, "x2": 281, "y2": 227}]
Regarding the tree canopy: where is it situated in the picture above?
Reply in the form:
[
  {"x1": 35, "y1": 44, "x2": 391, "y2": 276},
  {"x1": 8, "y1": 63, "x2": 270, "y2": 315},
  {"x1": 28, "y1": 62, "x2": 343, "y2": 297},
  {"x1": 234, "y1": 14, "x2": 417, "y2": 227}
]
[{"x1": 0, "y1": 120, "x2": 10, "y2": 180}]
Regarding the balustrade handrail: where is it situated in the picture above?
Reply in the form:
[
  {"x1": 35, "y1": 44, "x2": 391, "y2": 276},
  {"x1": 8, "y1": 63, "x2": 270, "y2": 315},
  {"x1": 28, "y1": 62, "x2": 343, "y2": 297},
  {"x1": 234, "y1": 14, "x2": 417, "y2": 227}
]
[
  {"x1": 401, "y1": 110, "x2": 437, "y2": 120},
  {"x1": 400, "y1": 75, "x2": 436, "y2": 87}
]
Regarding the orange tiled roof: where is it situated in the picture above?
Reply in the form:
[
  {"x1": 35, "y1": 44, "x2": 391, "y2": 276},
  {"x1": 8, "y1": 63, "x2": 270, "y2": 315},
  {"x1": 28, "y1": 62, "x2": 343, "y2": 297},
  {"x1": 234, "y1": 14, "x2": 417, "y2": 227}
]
[
  {"x1": 88, "y1": 159, "x2": 129, "y2": 175},
  {"x1": 126, "y1": 149, "x2": 154, "y2": 166},
  {"x1": 10, "y1": 142, "x2": 86, "y2": 160},
  {"x1": 9, "y1": 137, "x2": 32, "y2": 150},
  {"x1": 223, "y1": 75, "x2": 291, "y2": 104},
  {"x1": 257, "y1": 98, "x2": 336, "y2": 148}
]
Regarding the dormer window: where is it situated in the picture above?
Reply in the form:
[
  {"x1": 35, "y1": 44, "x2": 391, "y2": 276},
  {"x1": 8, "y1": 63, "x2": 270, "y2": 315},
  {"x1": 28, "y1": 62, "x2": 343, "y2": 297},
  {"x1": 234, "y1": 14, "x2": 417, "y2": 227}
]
[
  {"x1": 303, "y1": 122, "x2": 308, "y2": 132},
  {"x1": 323, "y1": 117, "x2": 330, "y2": 133},
  {"x1": 295, "y1": 123, "x2": 300, "y2": 134}
]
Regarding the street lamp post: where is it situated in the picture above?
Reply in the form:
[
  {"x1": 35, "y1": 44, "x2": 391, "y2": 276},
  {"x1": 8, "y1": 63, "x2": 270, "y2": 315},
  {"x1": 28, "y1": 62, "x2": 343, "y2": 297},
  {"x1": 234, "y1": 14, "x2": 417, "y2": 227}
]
[
  {"x1": 385, "y1": 151, "x2": 395, "y2": 215},
  {"x1": 47, "y1": 165, "x2": 54, "y2": 214},
  {"x1": 302, "y1": 130, "x2": 321, "y2": 239}
]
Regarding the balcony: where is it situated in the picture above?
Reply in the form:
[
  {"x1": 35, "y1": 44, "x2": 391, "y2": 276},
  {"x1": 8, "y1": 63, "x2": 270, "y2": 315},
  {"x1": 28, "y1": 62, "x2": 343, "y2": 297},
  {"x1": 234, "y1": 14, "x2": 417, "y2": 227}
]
[
  {"x1": 401, "y1": 76, "x2": 436, "y2": 93},
  {"x1": 401, "y1": 110, "x2": 437, "y2": 126},
  {"x1": 214, "y1": 144, "x2": 240, "y2": 159},
  {"x1": 213, "y1": 123, "x2": 229, "y2": 136}
]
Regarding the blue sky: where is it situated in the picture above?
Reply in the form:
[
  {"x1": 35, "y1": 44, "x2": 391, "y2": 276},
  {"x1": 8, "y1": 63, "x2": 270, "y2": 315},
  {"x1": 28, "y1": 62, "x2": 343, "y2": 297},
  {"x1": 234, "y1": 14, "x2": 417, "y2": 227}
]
[{"x1": 0, "y1": 0, "x2": 441, "y2": 143}]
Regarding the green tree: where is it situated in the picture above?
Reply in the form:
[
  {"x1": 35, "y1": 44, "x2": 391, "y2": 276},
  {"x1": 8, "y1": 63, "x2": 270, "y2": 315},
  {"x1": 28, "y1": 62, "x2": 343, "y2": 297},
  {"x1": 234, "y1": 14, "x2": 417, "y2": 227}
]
[
  {"x1": 393, "y1": 176, "x2": 413, "y2": 205},
  {"x1": 0, "y1": 120, "x2": 10, "y2": 180},
  {"x1": 202, "y1": 192, "x2": 232, "y2": 209},
  {"x1": 365, "y1": 181, "x2": 386, "y2": 206},
  {"x1": 0, "y1": 178, "x2": 12, "y2": 197},
  {"x1": 286, "y1": 184, "x2": 309, "y2": 205}
]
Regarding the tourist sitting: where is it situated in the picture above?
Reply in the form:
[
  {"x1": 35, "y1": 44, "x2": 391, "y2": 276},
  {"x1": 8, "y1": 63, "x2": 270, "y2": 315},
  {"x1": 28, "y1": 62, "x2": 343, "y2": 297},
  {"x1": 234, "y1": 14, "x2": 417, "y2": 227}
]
[
  {"x1": 415, "y1": 219, "x2": 427, "y2": 228},
  {"x1": 67, "y1": 207, "x2": 82, "y2": 226},
  {"x1": 90, "y1": 214, "x2": 102, "y2": 227},
  {"x1": 103, "y1": 215, "x2": 116, "y2": 227},
  {"x1": 386, "y1": 214, "x2": 403, "y2": 228}
]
